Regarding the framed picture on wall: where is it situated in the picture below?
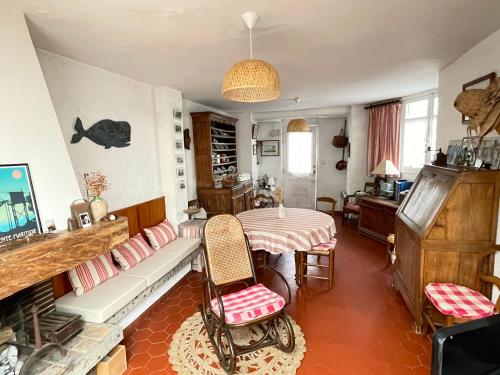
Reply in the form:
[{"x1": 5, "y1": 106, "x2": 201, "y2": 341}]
[
  {"x1": 0, "y1": 164, "x2": 42, "y2": 243},
  {"x1": 174, "y1": 123, "x2": 182, "y2": 134},
  {"x1": 178, "y1": 180, "x2": 186, "y2": 190},
  {"x1": 173, "y1": 109, "x2": 182, "y2": 121},
  {"x1": 175, "y1": 141, "x2": 183, "y2": 150},
  {"x1": 176, "y1": 167, "x2": 184, "y2": 177},
  {"x1": 260, "y1": 140, "x2": 279, "y2": 157},
  {"x1": 461, "y1": 72, "x2": 496, "y2": 125},
  {"x1": 176, "y1": 155, "x2": 184, "y2": 165},
  {"x1": 252, "y1": 124, "x2": 259, "y2": 139}
]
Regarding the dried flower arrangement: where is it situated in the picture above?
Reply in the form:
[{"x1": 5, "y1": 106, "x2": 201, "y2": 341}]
[
  {"x1": 82, "y1": 171, "x2": 109, "y2": 199},
  {"x1": 272, "y1": 186, "x2": 284, "y2": 203}
]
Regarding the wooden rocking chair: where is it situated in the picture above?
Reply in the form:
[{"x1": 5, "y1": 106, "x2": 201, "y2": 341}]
[{"x1": 199, "y1": 214, "x2": 295, "y2": 374}]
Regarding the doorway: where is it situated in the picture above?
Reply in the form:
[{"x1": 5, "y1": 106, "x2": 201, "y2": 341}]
[{"x1": 283, "y1": 124, "x2": 318, "y2": 209}]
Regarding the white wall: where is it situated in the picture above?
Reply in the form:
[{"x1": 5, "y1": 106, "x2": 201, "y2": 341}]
[
  {"x1": 0, "y1": 4, "x2": 81, "y2": 232},
  {"x1": 257, "y1": 121, "x2": 283, "y2": 186},
  {"x1": 317, "y1": 118, "x2": 347, "y2": 207},
  {"x1": 346, "y1": 106, "x2": 370, "y2": 193},
  {"x1": 37, "y1": 49, "x2": 160, "y2": 211},
  {"x1": 234, "y1": 112, "x2": 259, "y2": 182},
  {"x1": 436, "y1": 29, "x2": 500, "y2": 149}
]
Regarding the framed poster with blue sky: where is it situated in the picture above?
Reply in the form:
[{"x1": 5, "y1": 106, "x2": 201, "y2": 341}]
[{"x1": 0, "y1": 164, "x2": 41, "y2": 243}]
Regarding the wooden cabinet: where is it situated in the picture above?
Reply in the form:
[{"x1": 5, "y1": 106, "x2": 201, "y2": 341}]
[
  {"x1": 191, "y1": 112, "x2": 254, "y2": 216},
  {"x1": 394, "y1": 165, "x2": 500, "y2": 331},
  {"x1": 358, "y1": 197, "x2": 399, "y2": 243}
]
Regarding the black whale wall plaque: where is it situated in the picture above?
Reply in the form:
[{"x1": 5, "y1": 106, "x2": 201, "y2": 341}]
[{"x1": 70, "y1": 117, "x2": 131, "y2": 149}]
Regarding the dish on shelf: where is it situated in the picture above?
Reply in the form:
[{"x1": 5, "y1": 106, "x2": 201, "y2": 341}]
[
  {"x1": 220, "y1": 153, "x2": 228, "y2": 163},
  {"x1": 227, "y1": 165, "x2": 237, "y2": 174}
]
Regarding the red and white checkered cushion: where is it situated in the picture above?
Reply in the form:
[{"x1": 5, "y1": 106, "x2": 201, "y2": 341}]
[
  {"x1": 311, "y1": 238, "x2": 337, "y2": 252},
  {"x1": 211, "y1": 283, "x2": 285, "y2": 324},
  {"x1": 144, "y1": 219, "x2": 177, "y2": 249},
  {"x1": 68, "y1": 252, "x2": 118, "y2": 296},
  {"x1": 111, "y1": 234, "x2": 155, "y2": 270},
  {"x1": 425, "y1": 283, "x2": 495, "y2": 320}
]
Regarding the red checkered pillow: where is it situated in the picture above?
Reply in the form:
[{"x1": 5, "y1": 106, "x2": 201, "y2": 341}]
[
  {"x1": 111, "y1": 234, "x2": 155, "y2": 270},
  {"x1": 144, "y1": 219, "x2": 177, "y2": 249},
  {"x1": 68, "y1": 252, "x2": 118, "y2": 296}
]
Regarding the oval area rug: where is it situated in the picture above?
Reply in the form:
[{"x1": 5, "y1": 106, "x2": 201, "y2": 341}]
[{"x1": 168, "y1": 312, "x2": 306, "y2": 374}]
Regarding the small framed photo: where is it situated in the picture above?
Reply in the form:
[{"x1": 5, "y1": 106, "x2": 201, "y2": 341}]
[
  {"x1": 176, "y1": 167, "x2": 184, "y2": 177},
  {"x1": 178, "y1": 180, "x2": 186, "y2": 190},
  {"x1": 176, "y1": 155, "x2": 184, "y2": 165},
  {"x1": 79, "y1": 212, "x2": 92, "y2": 228},
  {"x1": 252, "y1": 123, "x2": 259, "y2": 139},
  {"x1": 253, "y1": 144, "x2": 257, "y2": 155},
  {"x1": 478, "y1": 137, "x2": 500, "y2": 170},
  {"x1": 173, "y1": 109, "x2": 182, "y2": 121},
  {"x1": 174, "y1": 123, "x2": 182, "y2": 134},
  {"x1": 175, "y1": 141, "x2": 183, "y2": 150},
  {"x1": 446, "y1": 140, "x2": 462, "y2": 165},
  {"x1": 260, "y1": 140, "x2": 280, "y2": 157}
]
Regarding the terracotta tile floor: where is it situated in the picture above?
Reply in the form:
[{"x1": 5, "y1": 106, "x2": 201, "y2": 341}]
[{"x1": 122, "y1": 216, "x2": 431, "y2": 374}]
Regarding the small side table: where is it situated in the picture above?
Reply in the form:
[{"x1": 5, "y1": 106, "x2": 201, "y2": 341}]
[
  {"x1": 183, "y1": 208, "x2": 201, "y2": 220},
  {"x1": 178, "y1": 219, "x2": 206, "y2": 272}
]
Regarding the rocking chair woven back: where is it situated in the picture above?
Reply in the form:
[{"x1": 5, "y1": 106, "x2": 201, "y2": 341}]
[{"x1": 203, "y1": 214, "x2": 254, "y2": 286}]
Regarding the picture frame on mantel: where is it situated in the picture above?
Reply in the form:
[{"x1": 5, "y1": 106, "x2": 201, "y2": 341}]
[
  {"x1": 260, "y1": 140, "x2": 280, "y2": 157},
  {"x1": 0, "y1": 164, "x2": 42, "y2": 243},
  {"x1": 461, "y1": 72, "x2": 496, "y2": 125}
]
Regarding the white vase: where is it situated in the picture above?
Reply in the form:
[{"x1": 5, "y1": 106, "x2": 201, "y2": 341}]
[
  {"x1": 278, "y1": 203, "x2": 285, "y2": 219},
  {"x1": 90, "y1": 196, "x2": 108, "y2": 222}
]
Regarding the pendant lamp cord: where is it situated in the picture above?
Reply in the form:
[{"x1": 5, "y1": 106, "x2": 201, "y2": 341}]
[{"x1": 249, "y1": 28, "x2": 253, "y2": 59}]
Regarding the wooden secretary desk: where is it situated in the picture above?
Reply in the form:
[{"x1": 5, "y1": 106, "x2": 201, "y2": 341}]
[{"x1": 394, "y1": 165, "x2": 500, "y2": 332}]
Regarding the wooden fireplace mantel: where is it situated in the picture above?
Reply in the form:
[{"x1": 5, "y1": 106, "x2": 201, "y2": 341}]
[{"x1": 0, "y1": 218, "x2": 128, "y2": 300}]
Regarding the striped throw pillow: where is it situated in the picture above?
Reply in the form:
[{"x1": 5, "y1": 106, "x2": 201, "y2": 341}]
[
  {"x1": 68, "y1": 252, "x2": 118, "y2": 296},
  {"x1": 144, "y1": 219, "x2": 177, "y2": 249},
  {"x1": 111, "y1": 234, "x2": 155, "y2": 270}
]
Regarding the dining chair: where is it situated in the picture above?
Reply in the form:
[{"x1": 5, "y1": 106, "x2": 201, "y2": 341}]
[
  {"x1": 316, "y1": 197, "x2": 336, "y2": 218},
  {"x1": 200, "y1": 214, "x2": 295, "y2": 374},
  {"x1": 297, "y1": 238, "x2": 337, "y2": 288},
  {"x1": 421, "y1": 245, "x2": 500, "y2": 335},
  {"x1": 341, "y1": 182, "x2": 375, "y2": 224},
  {"x1": 250, "y1": 194, "x2": 275, "y2": 209}
]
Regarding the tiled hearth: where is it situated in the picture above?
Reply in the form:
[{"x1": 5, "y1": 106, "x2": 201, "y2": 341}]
[{"x1": 123, "y1": 215, "x2": 431, "y2": 375}]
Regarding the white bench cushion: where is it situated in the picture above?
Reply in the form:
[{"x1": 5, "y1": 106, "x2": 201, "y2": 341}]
[
  {"x1": 123, "y1": 237, "x2": 201, "y2": 286},
  {"x1": 55, "y1": 274, "x2": 147, "y2": 323}
]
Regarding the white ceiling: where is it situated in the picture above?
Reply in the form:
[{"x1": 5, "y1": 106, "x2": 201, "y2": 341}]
[{"x1": 4, "y1": 0, "x2": 500, "y2": 112}]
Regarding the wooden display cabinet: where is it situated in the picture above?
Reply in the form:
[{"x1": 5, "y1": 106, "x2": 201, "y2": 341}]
[{"x1": 394, "y1": 165, "x2": 500, "y2": 332}]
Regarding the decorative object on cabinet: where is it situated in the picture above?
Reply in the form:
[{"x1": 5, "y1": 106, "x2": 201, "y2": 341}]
[
  {"x1": 457, "y1": 72, "x2": 496, "y2": 128},
  {"x1": 250, "y1": 194, "x2": 275, "y2": 209},
  {"x1": 421, "y1": 245, "x2": 500, "y2": 335},
  {"x1": 183, "y1": 129, "x2": 191, "y2": 150},
  {"x1": 287, "y1": 118, "x2": 310, "y2": 133},
  {"x1": 358, "y1": 196, "x2": 399, "y2": 243},
  {"x1": 477, "y1": 137, "x2": 500, "y2": 170},
  {"x1": 70, "y1": 117, "x2": 131, "y2": 149},
  {"x1": 446, "y1": 140, "x2": 462, "y2": 165},
  {"x1": 457, "y1": 136, "x2": 482, "y2": 168},
  {"x1": 260, "y1": 140, "x2": 280, "y2": 156},
  {"x1": 0, "y1": 164, "x2": 41, "y2": 243},
  {"x1": 222, "y1": 12, "x2": 280, "y2": 103},
  {"x1": 393, "y1": 165, "x2": 500, "y2": 333},
  {"x1": 252, "y1": 123, "x2": 259, "y2": 139},
  {"x1": 79, "y1": 212, "x2": 92, "y2": 228}
]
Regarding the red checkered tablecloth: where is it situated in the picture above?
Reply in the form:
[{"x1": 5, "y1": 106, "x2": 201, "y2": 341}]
[
  {"x1": 424, "y1": 282, "x2": 495, "y2": 319},
  {"x1": 236, "y1": 207, "x2": 336, "y2": 255}
]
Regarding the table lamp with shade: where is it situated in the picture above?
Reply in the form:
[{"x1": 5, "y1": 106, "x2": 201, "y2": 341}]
[{"x1": 371, "y1": 160, "x2": 400, "y2": 197}]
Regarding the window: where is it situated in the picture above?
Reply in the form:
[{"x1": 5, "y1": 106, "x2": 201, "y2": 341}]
[
  {"x1": 287, "y1": 132, "x2": 312, "y2": 174},
  {"x1": 400, "y1": 93, "x2": 438, "y2": 172}
]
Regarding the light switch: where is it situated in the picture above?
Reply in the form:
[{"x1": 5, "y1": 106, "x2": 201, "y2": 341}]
[{"x1": 320, "y1": 160, "x2": 326, "y2": 166}]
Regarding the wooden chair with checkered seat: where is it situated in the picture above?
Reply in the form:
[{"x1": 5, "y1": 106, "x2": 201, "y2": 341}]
[
  {"x1": 297, "y1": 238, "x2": 337, "y2": 288},
  {"x1": 421, "y1": 245, "x2": 500, "y2": 335},
  {"x1": 199, "y1": 214, "x2": 295, "y2": 374}
]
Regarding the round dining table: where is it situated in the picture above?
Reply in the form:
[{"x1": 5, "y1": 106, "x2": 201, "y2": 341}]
[{"x1": 236, "y1": 207, "x2": 336, "y2": 285}]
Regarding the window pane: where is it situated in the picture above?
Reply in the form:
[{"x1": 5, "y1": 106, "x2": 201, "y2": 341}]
[
  {"x1": 405, "y1": 99, "x2": 428, "y2": 119},
  {"x1": 287, "y1": 132, "x2": 312, "y2": 174},
  {"x1": 433, "y1": 97, "x2": 439, "y2": 116},
  {"x1": 402, "y1": 118, "x2": 427, "y2": 169}
]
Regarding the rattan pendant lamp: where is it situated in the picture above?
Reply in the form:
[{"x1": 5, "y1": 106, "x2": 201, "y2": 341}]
[
  {"x1": 287, "y1": 119, "x2": 311, "y2": 132},
  {"x1": 222, "y1": 12, "x2": 280, "y2": 102}
]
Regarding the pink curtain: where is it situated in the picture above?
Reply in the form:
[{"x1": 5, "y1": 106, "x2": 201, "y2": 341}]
[{"x1": 367, "y1": 102, "x2": 402, "y2": 175}]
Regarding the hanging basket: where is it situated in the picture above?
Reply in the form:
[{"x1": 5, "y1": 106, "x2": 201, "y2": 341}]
[{"x1": 332, "y1": 128, "x2": 348, "y2": 148}]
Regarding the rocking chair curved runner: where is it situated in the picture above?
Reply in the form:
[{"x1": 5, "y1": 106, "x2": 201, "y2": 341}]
[{"x1": 199, "y1": 214, "x2": 295, "y2": 374}]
